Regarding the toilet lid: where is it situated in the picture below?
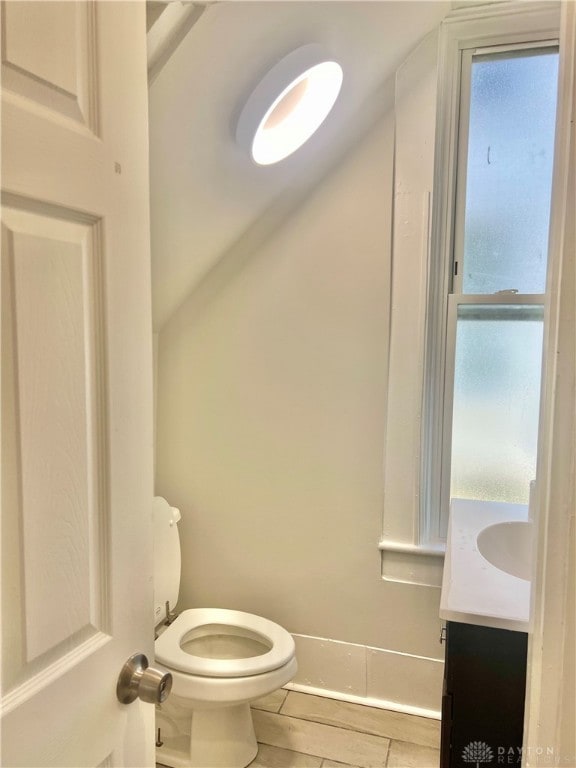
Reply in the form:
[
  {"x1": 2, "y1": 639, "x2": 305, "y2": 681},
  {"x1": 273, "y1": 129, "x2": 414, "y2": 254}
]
[{"x1": 155, "y1": 608, "x2": 295, "y2": 678}]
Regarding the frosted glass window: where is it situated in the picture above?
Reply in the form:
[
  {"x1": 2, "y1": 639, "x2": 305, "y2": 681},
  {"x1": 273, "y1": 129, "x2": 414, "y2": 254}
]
[
  {"x1": 462, "y1": 49, "x2": 559, "y2": 294},
  {"x1": 450, "y1": 304, "x2": 544, "y2": 504}
]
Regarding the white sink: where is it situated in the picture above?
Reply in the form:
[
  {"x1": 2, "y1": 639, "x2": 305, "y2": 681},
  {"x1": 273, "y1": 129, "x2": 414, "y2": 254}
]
[
  {"x1": 477, "y1": 521, "x2": 533, "y2": 581},
  {"x1": 440, "y1": 499, "x2": 532, "y2": 632}
]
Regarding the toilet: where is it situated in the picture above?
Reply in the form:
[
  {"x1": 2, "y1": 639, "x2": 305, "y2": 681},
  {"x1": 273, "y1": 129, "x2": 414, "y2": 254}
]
[{"x1": 153, "y1": 497, "x2": 297, "y2": 768}]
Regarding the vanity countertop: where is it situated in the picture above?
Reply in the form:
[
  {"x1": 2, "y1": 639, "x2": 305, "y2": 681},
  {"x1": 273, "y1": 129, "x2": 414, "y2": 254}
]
[{"x1": 440, "y1": 499, "x2": 531, "y2": 633}]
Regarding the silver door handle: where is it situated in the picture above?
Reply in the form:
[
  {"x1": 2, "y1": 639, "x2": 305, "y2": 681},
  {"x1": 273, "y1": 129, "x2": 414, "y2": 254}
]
[{"x1": 116, "y1": 653, "x2": 172, "y2": 704}]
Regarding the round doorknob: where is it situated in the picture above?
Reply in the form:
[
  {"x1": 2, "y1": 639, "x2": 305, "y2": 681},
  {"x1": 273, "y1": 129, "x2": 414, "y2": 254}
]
[{"x1": 116, "y1": 653, "x2": 172, "y2": 704}]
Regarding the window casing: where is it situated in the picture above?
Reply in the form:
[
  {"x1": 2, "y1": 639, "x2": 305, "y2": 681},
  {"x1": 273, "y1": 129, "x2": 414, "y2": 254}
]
[
  {"x1": 379, "y1": 3, "x2": 561, "y2": 583},
  {"x1": 420, "y1": 22, "x2": 558, "y2": 545}
]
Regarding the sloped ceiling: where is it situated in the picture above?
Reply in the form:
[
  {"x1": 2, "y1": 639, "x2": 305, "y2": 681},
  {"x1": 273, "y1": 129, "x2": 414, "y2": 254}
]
[{"x1": 149, "y1": 1, "x2": 450, "y2": 330}]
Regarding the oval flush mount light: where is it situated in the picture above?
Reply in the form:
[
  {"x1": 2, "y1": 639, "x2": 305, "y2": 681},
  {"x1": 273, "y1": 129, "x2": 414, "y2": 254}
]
[{"x1": 236, "y1": 44, "x2": 343, "y2": 166}]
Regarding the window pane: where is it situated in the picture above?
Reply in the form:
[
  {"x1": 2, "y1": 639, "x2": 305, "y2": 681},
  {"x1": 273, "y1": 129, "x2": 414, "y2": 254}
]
[
  {"x1": 450, "y1": 304, "x2": 544, "y2": 504},
  {"x1": 462, "y1": 49, "x2": 558, "y2": 294}
]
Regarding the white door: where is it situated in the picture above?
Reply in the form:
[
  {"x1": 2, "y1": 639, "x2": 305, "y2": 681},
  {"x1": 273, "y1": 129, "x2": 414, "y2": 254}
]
[{"x1": 1, "y1": 2, "x2": 155, "y2": 766}]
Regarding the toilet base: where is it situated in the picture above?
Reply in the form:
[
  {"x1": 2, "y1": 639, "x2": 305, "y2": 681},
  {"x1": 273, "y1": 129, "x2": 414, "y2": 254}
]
[{"x1": 156, "y1": 697, "x2": 258, "y2": 768}]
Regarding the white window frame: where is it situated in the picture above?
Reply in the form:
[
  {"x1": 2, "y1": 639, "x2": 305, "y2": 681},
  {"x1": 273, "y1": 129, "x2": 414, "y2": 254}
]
[
  {"x1": 437, "y1": 38, "x2": 558, "y2": 537},
  {"x1": 379, "y1": 1, "x2": 561, "y2": 583},
  {"x1": 421, "y1": 1, "x2": 561, "y2": 547}
]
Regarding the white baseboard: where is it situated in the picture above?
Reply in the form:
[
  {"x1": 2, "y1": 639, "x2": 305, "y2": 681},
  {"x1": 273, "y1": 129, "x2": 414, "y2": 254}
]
[
  {"x1": 290, "y1": 633, "x2": 443, "y2": 720},
  {"x1": 284, "y1": 681, "x2": 441, "y2": 721}
]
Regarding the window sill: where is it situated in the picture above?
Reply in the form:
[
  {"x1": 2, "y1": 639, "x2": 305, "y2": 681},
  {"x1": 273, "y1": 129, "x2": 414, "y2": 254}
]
[{"x1": 379, "y1": 540, "x2": 445, "y2": 588}]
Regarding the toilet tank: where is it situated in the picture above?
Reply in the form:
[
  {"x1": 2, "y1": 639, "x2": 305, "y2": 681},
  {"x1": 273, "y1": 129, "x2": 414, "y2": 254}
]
[{"x1": 153, "y1": 496, "x2": 181, "y2": 626}]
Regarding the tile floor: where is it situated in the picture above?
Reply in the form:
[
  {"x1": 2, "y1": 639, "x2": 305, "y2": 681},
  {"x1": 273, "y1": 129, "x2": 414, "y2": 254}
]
[
  {"x1": 249, "y1": 690, "x2": 440, "y2": 768},
  {"x1": 158, "y1": 689, "x2": 440, "y2": 768}
]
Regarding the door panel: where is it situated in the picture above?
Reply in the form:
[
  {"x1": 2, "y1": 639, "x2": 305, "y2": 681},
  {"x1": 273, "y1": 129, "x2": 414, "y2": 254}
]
[
  {"x1": 0, "y1": 1, "x2": 98, "y2": 131},
  {"x1": 2, "y1": 202, "x2": 107, "y2": 691},
  {"x1": 1, "y1": 2, "x2": 154, "y2": 766}
]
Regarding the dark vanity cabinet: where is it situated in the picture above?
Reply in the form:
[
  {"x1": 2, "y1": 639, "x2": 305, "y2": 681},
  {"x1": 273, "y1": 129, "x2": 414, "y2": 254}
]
[{"x1": 440, "y1": 621, "x2": 528, "y2": 768}]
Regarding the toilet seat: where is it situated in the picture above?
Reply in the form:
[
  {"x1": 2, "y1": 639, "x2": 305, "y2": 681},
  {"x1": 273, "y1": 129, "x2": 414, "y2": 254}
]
[{"x1": 155, "y1": 608, "x2": 295, "y2": 678}]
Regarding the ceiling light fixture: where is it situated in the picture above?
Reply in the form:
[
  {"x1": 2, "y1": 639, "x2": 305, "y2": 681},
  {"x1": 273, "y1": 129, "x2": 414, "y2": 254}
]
[{"x1": 236, "y1": 44, "x2": 343, "y2": 166}]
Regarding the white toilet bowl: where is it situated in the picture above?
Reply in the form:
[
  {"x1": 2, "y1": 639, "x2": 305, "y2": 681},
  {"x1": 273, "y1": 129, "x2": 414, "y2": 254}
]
[
  {"x1": 154, "y1": 610, "x2": 296, "y2": 768},
  {"x1": 152, "y1": 498, "x2": 297, "y2": 767}
]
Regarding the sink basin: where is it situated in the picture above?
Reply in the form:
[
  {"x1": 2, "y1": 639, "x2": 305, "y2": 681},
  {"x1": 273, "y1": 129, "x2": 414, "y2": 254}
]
[
  {"x1": 441, "y1": 500, "x2": 532, "y2": 631},
  {"x1": 477, "y1": 521, "x2": 533, "y2": 581}
]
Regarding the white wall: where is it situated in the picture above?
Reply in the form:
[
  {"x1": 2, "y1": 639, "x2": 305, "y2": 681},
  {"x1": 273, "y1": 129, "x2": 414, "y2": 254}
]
[
  {"x1": 156, "y1": 42, "x2": 444, "y2": 715},
  {"x1": 524, "y1": 3, "x2": 576, "y2": 756}
]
